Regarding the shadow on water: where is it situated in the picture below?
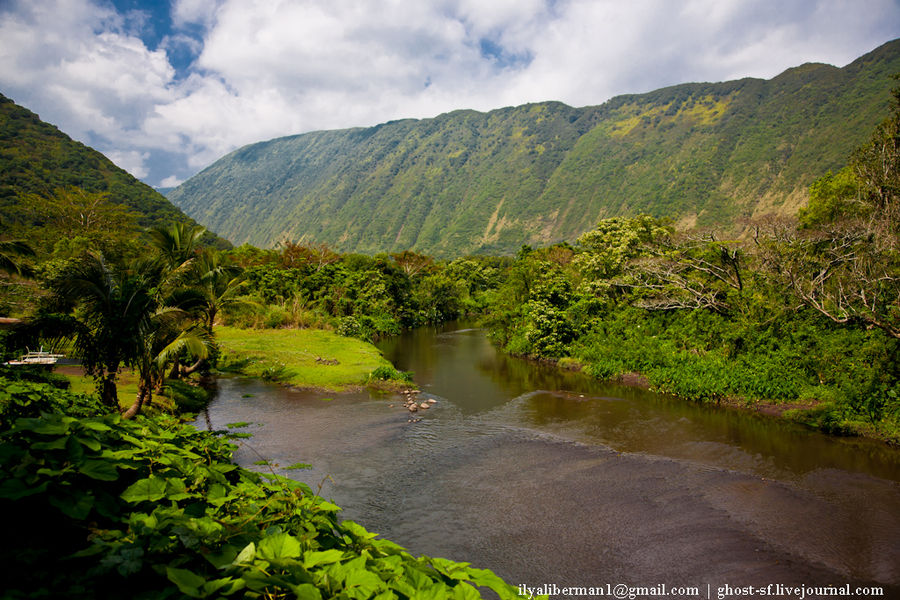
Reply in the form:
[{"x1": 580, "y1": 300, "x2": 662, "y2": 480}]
[{"x1": 201, "y1": 322, "x2": 900, "y2": 591}]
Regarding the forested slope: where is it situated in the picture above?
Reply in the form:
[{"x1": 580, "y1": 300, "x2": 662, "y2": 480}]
[
  {"x1": 0, "y1": 93, "x2": 225, "y2": 250},
  {"x1": 168, "y1": 39, "x2": 900, "y2": 256}
]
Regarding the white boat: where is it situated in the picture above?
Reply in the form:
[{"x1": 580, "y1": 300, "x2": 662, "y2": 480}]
[{"x1": 5, "y1": 347, "x2": 65, "y2": 366}]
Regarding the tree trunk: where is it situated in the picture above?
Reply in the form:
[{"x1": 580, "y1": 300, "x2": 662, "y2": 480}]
[
  {"x1": 146, "y1": 376, "x2": 155, "y2": 406},
  {"x1": 100, "y1": 373, "x2": 118, "y2": 411},
  {"x1": 122, "y1": 383, "x2": 150, "y2": 419},
  {"x1": 206, "y1": 308, "x2": 216, "y2": 334},
  {"x1": 181, "y1": 356, "x2": 206, "y2": 376},
  {"x1": 168, "y1": 360, "x2": 181, "y2": 380}
]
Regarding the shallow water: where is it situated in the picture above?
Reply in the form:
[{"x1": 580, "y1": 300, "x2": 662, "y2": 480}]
[{"x1": 199, "y1": 324, "x2": 900, "y2": 594}]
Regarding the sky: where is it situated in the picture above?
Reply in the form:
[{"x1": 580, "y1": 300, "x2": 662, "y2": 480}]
[{"x1": 1, "y1": 0, "x2": 899, "y2": 189}]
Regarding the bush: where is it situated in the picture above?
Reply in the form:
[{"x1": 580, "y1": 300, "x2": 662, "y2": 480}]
[
  {"x1": 556, "y1": 357, "x2": 583, "y2": 371},
  {"x1": 338, "y1": 314, "x2": 401, "y2": 343},
  {"x1": 163, "y1": 379, "x2": 211, "y2": 413},
  {"x1": 367, "y1": 365, "x2": 413, "y2": 383},
  {"x1": 0, "y1": 364, "x2": 71, "y2": 389},
  {"x1": 585, "y1": 357, "x2": 626, "y2": 380},
  {"x1": 0, "y1": 376, "x2": 103, "y2": 430},
  {"x1": 0, "y1": 408, "x2": 518, "y2": 598},
  {"x1": 784, "y1": 403, "x2": 855, "y2": 436},
  {"x1": 337, "y1": 315, "x2": 362, "y2": 338}
]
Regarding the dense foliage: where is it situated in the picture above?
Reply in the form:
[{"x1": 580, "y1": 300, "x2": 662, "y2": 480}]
[
  {"x1": 484, "y1": 84, "x2": 900, "y2": 440},
  {"x1": 0, "y1": 379, "x2": 519, "y2": 599},
  {"x1": 486, "y1": 221, "x2": 899, "y2": 439},
  {"x1": 223, "y1": 244, "x2": 507, "y2": 341},
  {"x1": 168, "y1": 40, "x2": 900, "y2": 256},
  {"x1": 9, "y1": 32, "x2": 900, "y2": 600},
  {"x1": 0, "y1": 94, "x2": 234, "y2": 319}
]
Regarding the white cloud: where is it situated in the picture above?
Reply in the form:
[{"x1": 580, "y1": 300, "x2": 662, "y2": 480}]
[
  {"x1": 0, "y1": 0, "x2": 898, "y2": 186},
  {"x1": 0, "y1": 0, "x2": 177, "y2": 159},
  {"x1": 104, "y1": 149, "x2": 150, "y2": 179},
  {"x1": 172, "y1": 0, "x2": 222, "y2": 27},
  {"x1": 160, "y1": 175, "x2": 184, "y2": 188}
]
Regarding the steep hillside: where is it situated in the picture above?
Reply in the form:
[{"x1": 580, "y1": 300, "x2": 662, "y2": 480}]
[
  {"x1": 169, "y1": 39, "x2": 900, "y2": 257},
  {"x1": 0, "y1": 94, "x2": 226, "y2": 248}
]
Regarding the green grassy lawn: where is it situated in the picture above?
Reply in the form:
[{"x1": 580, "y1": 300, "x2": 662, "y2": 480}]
[
  {"x1": 215, "y1": 326, "x2": 394, "y2": 391},
  {"x1": 55, "y1": 366, "x2": 176, "y2": 413}
]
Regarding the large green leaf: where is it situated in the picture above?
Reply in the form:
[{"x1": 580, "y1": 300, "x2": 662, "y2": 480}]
[
  {"x1": 232, "y1": 542, "x2": 256, "y2": 565},
  {"x1": 120, "y1": 475, "x2": 167, "y2": 503},
  {"x1": 166, "y1": 567, "x2": 205, "y2": 598},
  {"x1": 26, "y1": 419, "x2": 71, "y2": 435},
  {"x1": 206, "y1": 482, "x2": 228, "y2": 504},
  {"x1": 0, "y1": 478, "x2": 48, "y2": 500},
  {"x1": 287, "y1": 583, "x2": 324, "y2": 600},
  {"x1": 74, "y1": 435, "x2": 102, "y2": 452},
  {"x1": 258, "y1": 532, "x2": 302, "y2": 560},
  {"x1": 31, "y1": 437, "x2": 69, "y2": 450},
  {"x1": 302, "y1": 549, "x2": 344, "y2": 569},
  {"x1": 48, "y1": 491, "x2": 94, "y2": 519},
  {"x1": 467, "y1": 566, "x2": 524, "y2": 599},
  {"x1": 79, "y1": 459, "x2": 119, "y2": 481},
  {"x1": 165, "y1": 477, "x2": 191, "y2": 500}
]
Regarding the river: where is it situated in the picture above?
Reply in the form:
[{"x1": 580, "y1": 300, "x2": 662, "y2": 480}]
[{"x1": 199, "y1": 323, "x2": 900, "y2": 596}]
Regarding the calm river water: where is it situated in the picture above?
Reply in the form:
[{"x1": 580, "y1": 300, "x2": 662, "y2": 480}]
[{"x1": 199, "y1": 324, "x2": 900, "y2": 596}]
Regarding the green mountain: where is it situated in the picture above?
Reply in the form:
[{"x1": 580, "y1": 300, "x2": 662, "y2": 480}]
[
  {"x1": 169, "y1": 39, "x2": 900, "y2": 257},
  {"x1": 0, "y1": 93, "x2": 224, "y2": 248}
]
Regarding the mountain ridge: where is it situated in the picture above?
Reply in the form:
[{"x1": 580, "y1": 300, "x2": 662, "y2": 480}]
[
  {"x1": 0, "y1": 92, "x2": 228, "y2": 249},
  {"x1": 168, "y1": 38, "x2": 900, "y2": 257}
]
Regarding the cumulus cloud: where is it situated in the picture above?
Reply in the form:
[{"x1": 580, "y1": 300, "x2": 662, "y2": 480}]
[
  {"x1": 171, "y1": 0, "x2": 222, "y2": 28},
  {"x1": 0, "y1": 0, "x2": 898, "y2": 187},
  {"x1": 0, "y1": 0, "x2": 177, "y2": 157},
  {"x1": 160, "y1": 175, "x2": 184, "y2": 188},
  {"x1": 104, "y1": 149, "x2": 151, "y2": 179}
]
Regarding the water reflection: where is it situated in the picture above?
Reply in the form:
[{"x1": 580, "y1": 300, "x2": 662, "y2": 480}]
[{"x1": 380, "y1": 323, "x2": 900, "y2": 482}]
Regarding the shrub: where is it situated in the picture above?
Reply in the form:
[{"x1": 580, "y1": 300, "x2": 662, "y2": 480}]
[
  {"x1": 367, "y1": 365, "x2": 413, "y2": 383},
  {"x1": 163, "y1": 379, "x2": 211, "y2": 413},
  {"x1": 0, "y1": 408, "x2": 518, "y2": 598},
  {"x1": 0, "y1": 376, "x2": 103, "y2": 430}
]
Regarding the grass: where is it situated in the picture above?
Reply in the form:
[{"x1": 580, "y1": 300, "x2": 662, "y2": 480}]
[
  {"x1": 215, "y1": 326, "x2": 396, "y2": 391},
  {"x1": 55, "y1": 366, "x2": 177, "y2": 414}
]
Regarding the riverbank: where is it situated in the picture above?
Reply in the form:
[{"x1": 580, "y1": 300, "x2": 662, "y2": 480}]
[
  {"x1": 215, "y1": 325, "x2": 410, "y2": 392},
  {"x1": 554, "y1": 357, "x2": 898, "y2": 445}
]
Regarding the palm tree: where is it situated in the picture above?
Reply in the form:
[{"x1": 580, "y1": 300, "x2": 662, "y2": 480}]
[
  {"x1": 0, "y1": 216, "x2": 35, "y2": 278},
  {"x1": 121, "y1": 317, "x2": 210, "y2": 418},
  {"x1": 192, "y1": 249, "x2": 249, "y2": 333},
  {"x1": 50, "y1": 252, "x2": 209, "y2": 416},
  {"x1": 0, "y1": 239, "x2": 35, "y2": 277},
  {"x1": 160, "y1": 248, "x2": 252, "y2": 379},
  {"x1": 149, "y1": 222, "x2": 206, "y2": 278}
]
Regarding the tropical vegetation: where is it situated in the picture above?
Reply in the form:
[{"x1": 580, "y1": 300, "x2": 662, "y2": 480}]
[
  {"x1": 0, "y1": 40, "x2": 898, "y2": 599},
  {"x1": 484, "y1": 81, "x2": 900, "y2": 441},
  {"x1": 0, "y1": 94, "x2": 224, "y2": 248}
]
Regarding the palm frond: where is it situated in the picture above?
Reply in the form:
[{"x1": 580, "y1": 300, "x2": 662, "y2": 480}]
[{"x1": 154, "y1": 326, "x2": 212, "y2": 368}]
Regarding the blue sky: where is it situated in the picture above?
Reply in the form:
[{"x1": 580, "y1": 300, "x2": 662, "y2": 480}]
[{"x1": 1, "y1": 0, "x2": 898, "y2": 188}]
